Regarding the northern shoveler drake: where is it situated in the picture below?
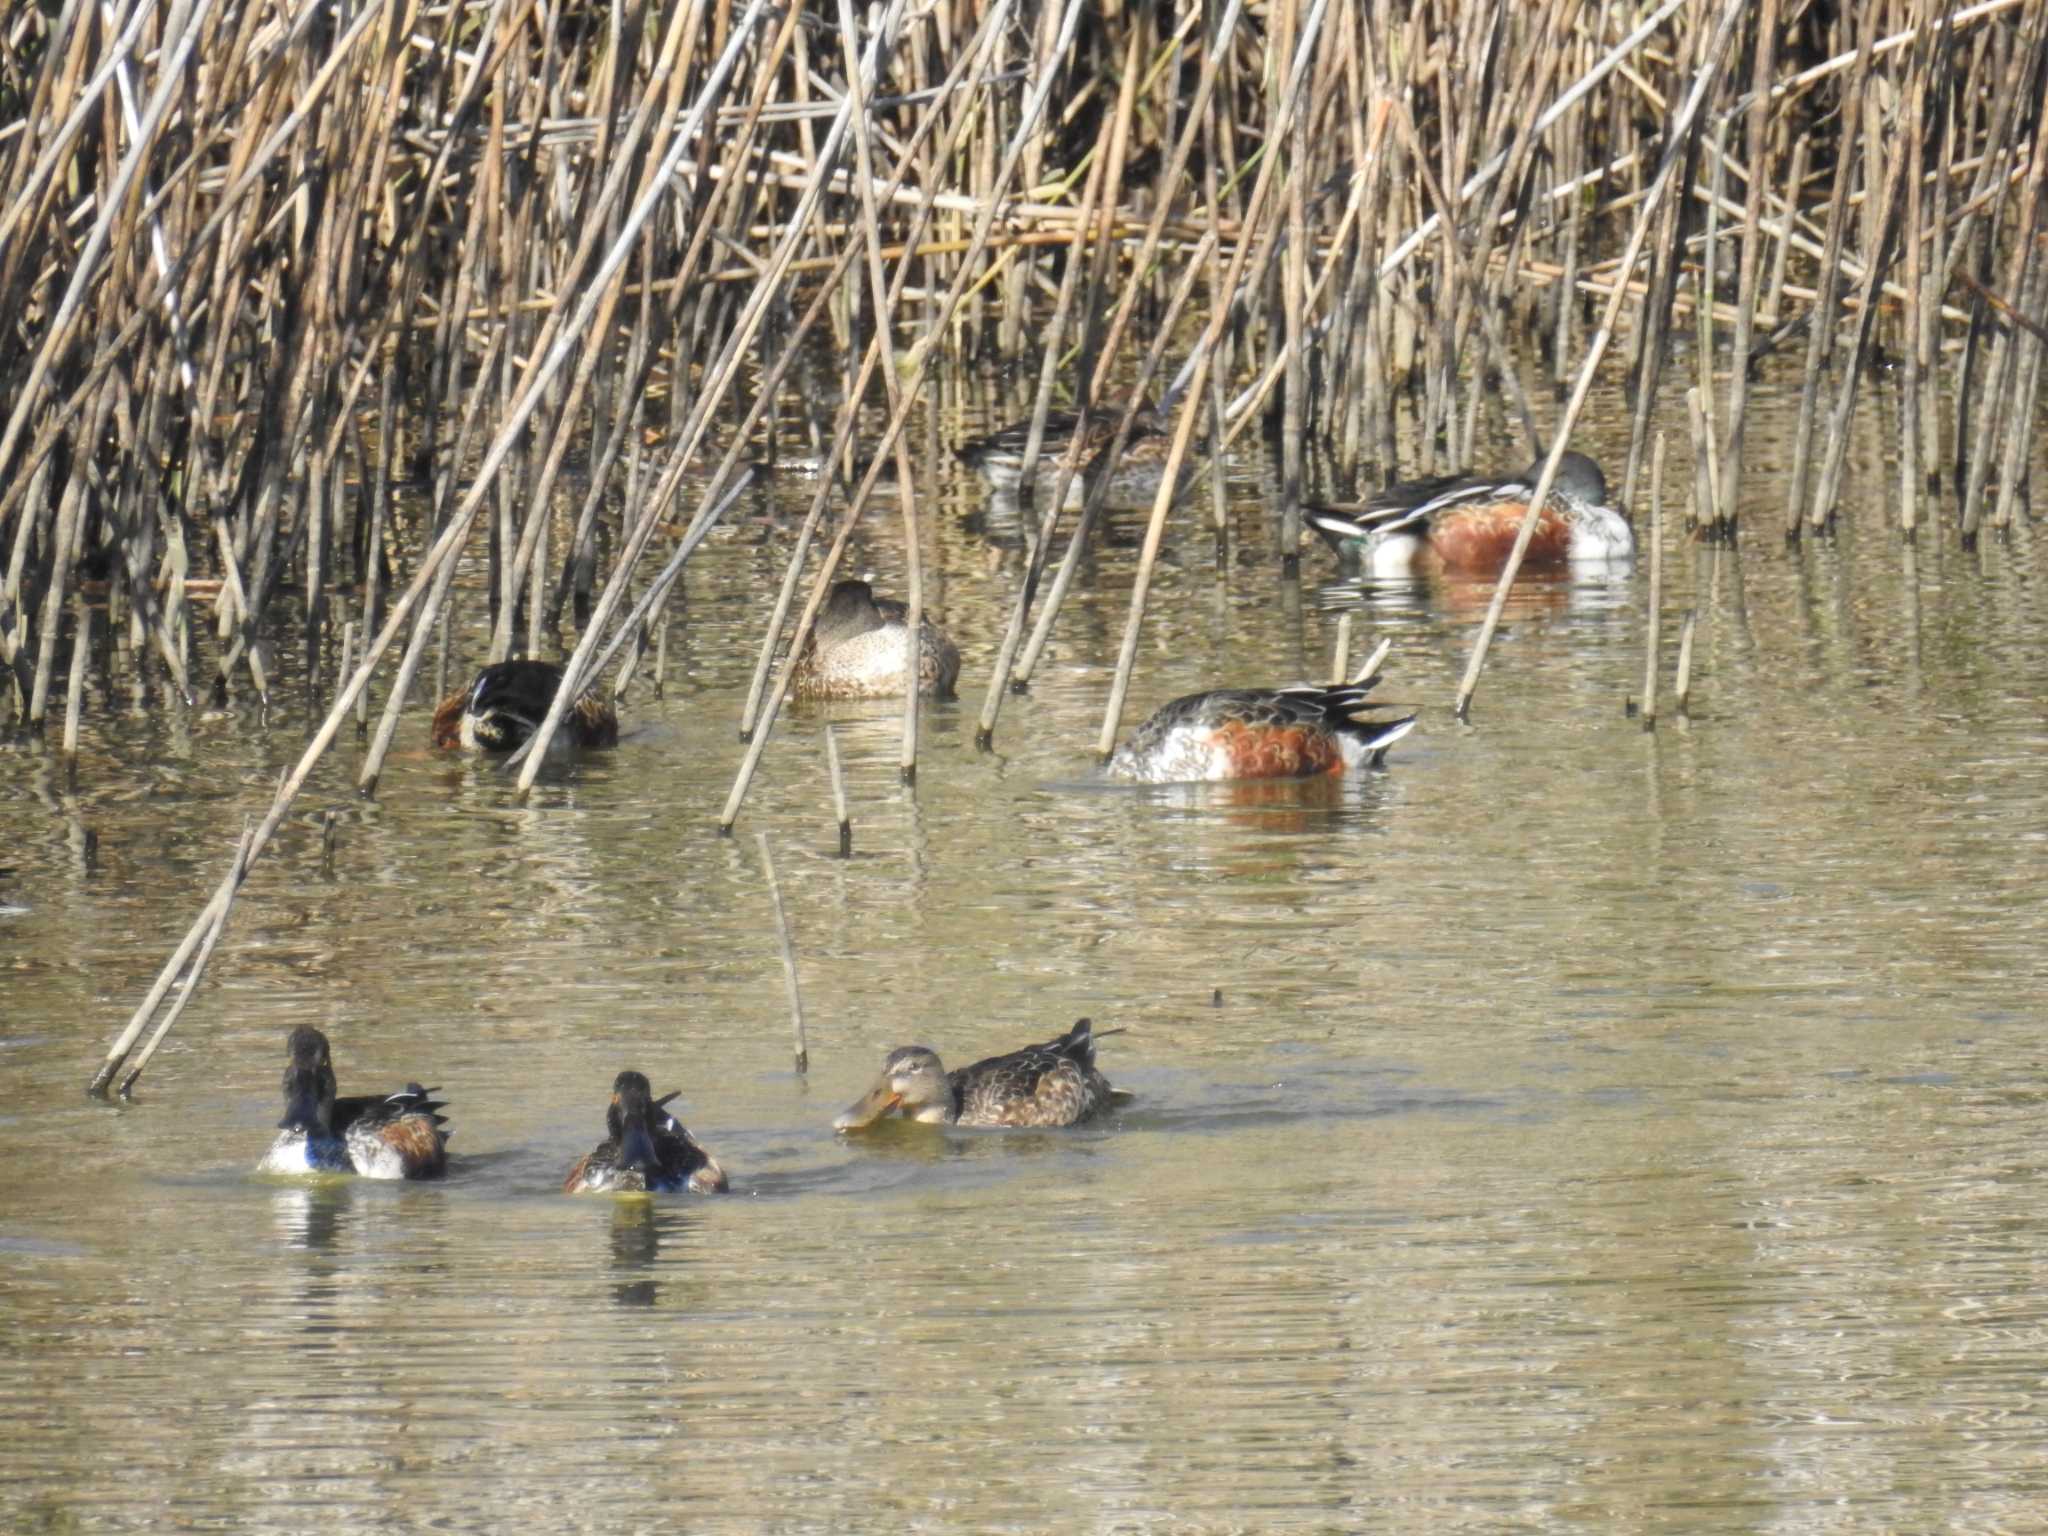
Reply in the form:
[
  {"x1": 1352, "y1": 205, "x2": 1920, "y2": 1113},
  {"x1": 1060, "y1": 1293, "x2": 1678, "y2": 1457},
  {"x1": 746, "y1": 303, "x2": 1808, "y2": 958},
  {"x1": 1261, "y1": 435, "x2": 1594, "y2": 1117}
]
[
  {"x1": 564, "y1": 1070, "x2": 729, "y2": 1194},
  {"x1": 1107, "y1": 679, "x2": 1416, "y2": 784},
  {"x1": 257, "y1": 1026, "x2": 449, "y2": 1179},
  {"x1": 1305, "y1": 450, "x2": 1633, "y2": 576},
  {"x1": 790, "y1": 579, "x2": 961, "y2": 701},
  {"x1": 834, "y1": 1018, "x2": 1120, "y2": 1131},
  {"x1": 431, "y1": 659, "x2": 619, "y2": 755},
  {"x1": 956, "y1": 399, "x2": 1174, "y2": 507}
]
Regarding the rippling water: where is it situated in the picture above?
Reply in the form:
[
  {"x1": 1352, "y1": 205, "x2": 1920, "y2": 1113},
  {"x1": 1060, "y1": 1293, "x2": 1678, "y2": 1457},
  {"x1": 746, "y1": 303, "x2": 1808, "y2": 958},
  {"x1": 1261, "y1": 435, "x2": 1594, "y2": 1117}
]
[{"x1": 4, "y1": 376, "x2": 2048, "y2": 1531}]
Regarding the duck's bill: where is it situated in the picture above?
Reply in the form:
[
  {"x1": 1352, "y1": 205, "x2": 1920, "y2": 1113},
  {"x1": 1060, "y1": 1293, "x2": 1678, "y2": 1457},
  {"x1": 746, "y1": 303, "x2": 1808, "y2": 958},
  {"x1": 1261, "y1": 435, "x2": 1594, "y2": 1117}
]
[{"x1": 832, "y1": 1081, "x2": 901, "y2": 1131}]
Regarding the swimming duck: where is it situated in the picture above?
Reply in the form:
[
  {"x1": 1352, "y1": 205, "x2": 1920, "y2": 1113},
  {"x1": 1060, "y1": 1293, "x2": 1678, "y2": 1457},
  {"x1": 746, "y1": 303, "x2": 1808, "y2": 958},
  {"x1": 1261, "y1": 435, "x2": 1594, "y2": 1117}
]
[
  {"x1": 1305, "y1": 451, "x2": 1633, "y2": 576},
  {"x1": 1107, "y1": 679, "x2": 1416, "y2": 784},
  {"x1": 256, "y1": 1026, "x2": 449, "y2": 1179},
  {"x1": 431, "y1": 659, "x2": 619, "y2": 755},
  {"x1": 565, "y1": 1070, "x2": 729, "y2": 1194},
  {"x1": 955, "y1": 398, "x2": 1174, "y2": 507},
  {"x1": 834, "y1": 1018, "x2": 1119, "y2": 1131},
  {"x1": 790, "y1": 579, "x2": 960, "y2": 700}
]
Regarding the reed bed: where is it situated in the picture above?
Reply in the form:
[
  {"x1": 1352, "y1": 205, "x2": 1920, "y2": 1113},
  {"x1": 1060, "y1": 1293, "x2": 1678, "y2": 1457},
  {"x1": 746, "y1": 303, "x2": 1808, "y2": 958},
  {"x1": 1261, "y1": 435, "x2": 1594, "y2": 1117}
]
[{"x1": 0, "y1": 2, "x2": 2038, "y2": 1090}]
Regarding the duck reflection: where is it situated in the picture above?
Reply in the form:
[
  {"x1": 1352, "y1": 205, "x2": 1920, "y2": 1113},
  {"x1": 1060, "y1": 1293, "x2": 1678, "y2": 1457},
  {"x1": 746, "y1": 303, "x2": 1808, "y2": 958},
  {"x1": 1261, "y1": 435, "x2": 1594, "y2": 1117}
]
[
  {"x1": 271, "y1": 1184, "x2": 352, "y2": 1335},
  {"x1": 1317, "y1": 566, "x2": 1632, "y2": 625},
  {"x1": 272, "y1": 1180, "x2": 354, "y2": 1254},
  {"x1": 606, "y1": 1199, "x2": 700, "y2": 1309}
]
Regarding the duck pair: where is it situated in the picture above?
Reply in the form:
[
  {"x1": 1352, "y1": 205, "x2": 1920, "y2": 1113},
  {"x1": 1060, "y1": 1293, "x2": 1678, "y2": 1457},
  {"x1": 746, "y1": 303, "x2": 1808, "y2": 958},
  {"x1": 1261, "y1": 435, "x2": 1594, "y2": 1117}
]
[
  {"x1": 434, "y1": 582, "x2": 958, "y2": 760},
  {"x1": 258, "y1": 1020, "x2": 1121, "y2": 1191},
  {"x1": 781, "y1": 577, "x2": 1417, "y2": 786},
  {"x1": 255, "y1": 1027, "x2": 722, "y2": 1192},
  {"x1": 956, "y1": 402, "x2": 1633, "y2": 576}
]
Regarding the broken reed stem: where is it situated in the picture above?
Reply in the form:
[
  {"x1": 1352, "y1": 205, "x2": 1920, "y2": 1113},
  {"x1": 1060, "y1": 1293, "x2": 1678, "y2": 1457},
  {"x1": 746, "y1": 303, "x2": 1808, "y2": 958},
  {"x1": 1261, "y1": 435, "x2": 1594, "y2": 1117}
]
[
  {"x1": 1640, "y1": 432, "x2": 1666, "y2": 726},
  {"x1": 1352, "y1": 636, "x2": 1392, "y2": 686},
  {"x1": 61, "y1": 601, "x2": 86, "y2": 758},
  {"x1": 1674, "y1": 610, "x2": 1698, "y2": 716},
  {"x1": 755, "y1": 832, "x2": 808, "y2": 1076},
  {"x1": 1718, "y1": 0, "x2": 1781, "y2": 531},
  {"x1": 1330, "y1": 612, "x2": 1353, "y2": 685},
  {"x1": 824, "y1": 725, "x2": 851, "y2": 857}
]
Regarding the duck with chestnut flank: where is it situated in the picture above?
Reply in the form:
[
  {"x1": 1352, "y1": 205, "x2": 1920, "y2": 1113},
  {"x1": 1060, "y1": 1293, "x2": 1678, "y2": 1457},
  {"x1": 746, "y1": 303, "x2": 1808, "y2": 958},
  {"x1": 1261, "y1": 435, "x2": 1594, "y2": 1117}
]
[
  {"x1": 834, "y1": 1018, "x2": 1120, "y2": 1131},
  {"x1": 257, "y1": 1026, "x2": 449, "y2": 1179},
  {"x1": 1305, "y1": 450, "x2": 1632, "y2": 576},
  {"x1": 565, "y1": 1071, "x2": 729, "y2": 1194},
  {"x1": 431, "y1": 659, "x2": 618, "y2": 756},
  {"x1": 1107, "y1": 676, "x2": 1416, "y2": 784}
]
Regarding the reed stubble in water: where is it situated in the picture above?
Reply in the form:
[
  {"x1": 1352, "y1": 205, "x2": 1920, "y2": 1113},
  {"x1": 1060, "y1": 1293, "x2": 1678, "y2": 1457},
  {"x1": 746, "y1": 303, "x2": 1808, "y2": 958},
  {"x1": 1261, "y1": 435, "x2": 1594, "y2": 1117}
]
[{"x1": 756, "y1": 833, "x2": 807, "y2": 1076}]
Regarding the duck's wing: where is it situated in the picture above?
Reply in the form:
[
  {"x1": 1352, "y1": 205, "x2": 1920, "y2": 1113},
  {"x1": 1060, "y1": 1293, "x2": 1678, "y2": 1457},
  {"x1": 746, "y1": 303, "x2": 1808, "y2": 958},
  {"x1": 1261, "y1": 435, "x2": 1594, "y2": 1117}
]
[
  {"x1": 331, "y1": 1083, "x2": 446, "y2": 1136},
  {"x1": 955, "y1": 1020, "x2": 1114, "y2": 1126},
  {"x1": 652, "y1": 1102, "x2": 729, "y2": 1194}
]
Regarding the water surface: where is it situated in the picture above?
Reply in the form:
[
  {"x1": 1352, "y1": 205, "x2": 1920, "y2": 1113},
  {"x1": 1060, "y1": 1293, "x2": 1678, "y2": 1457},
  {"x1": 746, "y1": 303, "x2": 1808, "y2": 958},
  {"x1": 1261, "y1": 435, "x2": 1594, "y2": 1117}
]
[{"x1": 4, "y1": 376, "x2": 2047, "y2": 1531}]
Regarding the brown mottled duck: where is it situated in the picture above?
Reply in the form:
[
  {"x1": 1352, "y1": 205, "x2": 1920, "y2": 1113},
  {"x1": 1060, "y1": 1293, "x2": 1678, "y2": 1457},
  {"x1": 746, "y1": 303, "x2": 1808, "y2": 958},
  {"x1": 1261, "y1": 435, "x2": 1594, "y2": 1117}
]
[{"x1": 833, "y1": 1018, "x2": 1120, "y2": 1131}]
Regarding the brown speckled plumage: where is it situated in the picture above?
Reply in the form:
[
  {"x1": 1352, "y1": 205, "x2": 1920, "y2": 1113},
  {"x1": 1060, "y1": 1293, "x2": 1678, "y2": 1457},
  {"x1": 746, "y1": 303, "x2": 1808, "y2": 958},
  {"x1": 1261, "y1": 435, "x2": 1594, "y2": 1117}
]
[
  {"x1": 791, "y1": 580, "x2": 960, "y2": 700},
  {"x1": 956, "y1": 400, "x2": 1175, "y2": 507},
  {"x1": 834, "y1": 1018, "x2": 1119, "y2": 1131}
]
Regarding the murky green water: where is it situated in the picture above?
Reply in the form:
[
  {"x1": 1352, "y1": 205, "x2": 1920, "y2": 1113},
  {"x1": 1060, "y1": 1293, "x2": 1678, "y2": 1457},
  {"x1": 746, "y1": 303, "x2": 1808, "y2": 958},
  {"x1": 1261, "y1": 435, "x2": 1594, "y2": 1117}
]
[{"x1": 5, "y1": 376, "x2": 2048, "y2": 1531}]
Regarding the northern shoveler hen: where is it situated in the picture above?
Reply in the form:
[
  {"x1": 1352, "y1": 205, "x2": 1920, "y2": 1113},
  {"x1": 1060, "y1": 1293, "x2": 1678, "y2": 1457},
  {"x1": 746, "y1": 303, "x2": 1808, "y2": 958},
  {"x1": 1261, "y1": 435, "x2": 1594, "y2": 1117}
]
[
  {"x1": 564, "y1": 1070, "x2": 729, "y2": 1194},
  {"x1": 834, "y1": 1018, "x2": 1120, "y2": 1131},
  {"x1": 790, "y1": 579, "x2": 961, "y2": 701},
  {"x1": 956, "y1": 399, "x2": 1174, "y2": 507},
  {"x1": 431, "y1": 659, "x2": 618, "y2": 756},
  {"x1": 1107, "y1": 679, "x2": 1416, "y2": 784},
  {"x1": 1305, "y1": 450, "x2": 1633, "y2": 576},
  {"x1": 256, "y1": 1026, "x2": 449, "y2": 1179}
]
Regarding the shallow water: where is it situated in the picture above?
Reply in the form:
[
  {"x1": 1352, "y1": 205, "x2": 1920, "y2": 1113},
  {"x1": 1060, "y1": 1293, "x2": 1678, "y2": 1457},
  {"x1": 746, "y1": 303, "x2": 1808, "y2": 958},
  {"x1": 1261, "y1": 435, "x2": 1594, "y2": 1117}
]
[{"x1": 4, "y1": 372, "x2": 2048, "y2": 1532}]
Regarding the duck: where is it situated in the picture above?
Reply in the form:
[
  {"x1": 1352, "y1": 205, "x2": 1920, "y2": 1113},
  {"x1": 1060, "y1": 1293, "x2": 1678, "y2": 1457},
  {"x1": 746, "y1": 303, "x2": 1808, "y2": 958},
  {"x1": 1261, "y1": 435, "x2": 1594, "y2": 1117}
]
[
  {"x1": 565, "y1": 1070, "x2": 729, "y2": 1194},
  {"x1": 790, "y1": 579, "x2": 960, "y2": 700},
  {"x1": 955, "y1": 398, "x2": 1175, "y2": 507},
  {"x1": 1106, "y1": 677, "x2": 1416, "y2": 784},
  {"x1": 1305, "y1": 450, "x2": 1633, "y2": 576},
  {"x1": 430, "y1": 659, "x2": 618, "y2": 755},
  {"x1": 834, "y1": 1018, "x2": 1120, "y2": 1131},
  {"x1": 256, "y1": 1026, "x2": 449, "y2": 1179}
]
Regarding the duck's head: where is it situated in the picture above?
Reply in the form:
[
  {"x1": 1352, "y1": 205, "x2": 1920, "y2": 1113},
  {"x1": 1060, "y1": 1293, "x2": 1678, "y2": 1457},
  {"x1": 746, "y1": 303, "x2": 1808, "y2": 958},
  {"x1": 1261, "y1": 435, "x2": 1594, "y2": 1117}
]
[
  {"x1": 833, "y1": 1045, "x2": 954, "y2": 1131},
  {"x1": 1527, "y1": 450, "x2": 1609, "y2": 507},
  {"x1": 464, "y1": 660, "x2": 561, "y2": 750},
  {"x1": 277, "y1": 1026, "x2": 337, "y2": 1137},
  {"x1": 815, "y1": 579, "x2": 887, "y2": 647},
  {"x1": 608, "y1": 1070, "x2": 681, "y2": 1174}
]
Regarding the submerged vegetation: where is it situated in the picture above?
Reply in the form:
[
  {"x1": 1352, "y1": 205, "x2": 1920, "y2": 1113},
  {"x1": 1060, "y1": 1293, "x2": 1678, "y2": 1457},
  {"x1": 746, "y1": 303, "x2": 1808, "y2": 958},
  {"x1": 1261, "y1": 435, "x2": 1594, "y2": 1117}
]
[{"x1": 0, "y1": 1, "x2": 2041, "y2": 1086}]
